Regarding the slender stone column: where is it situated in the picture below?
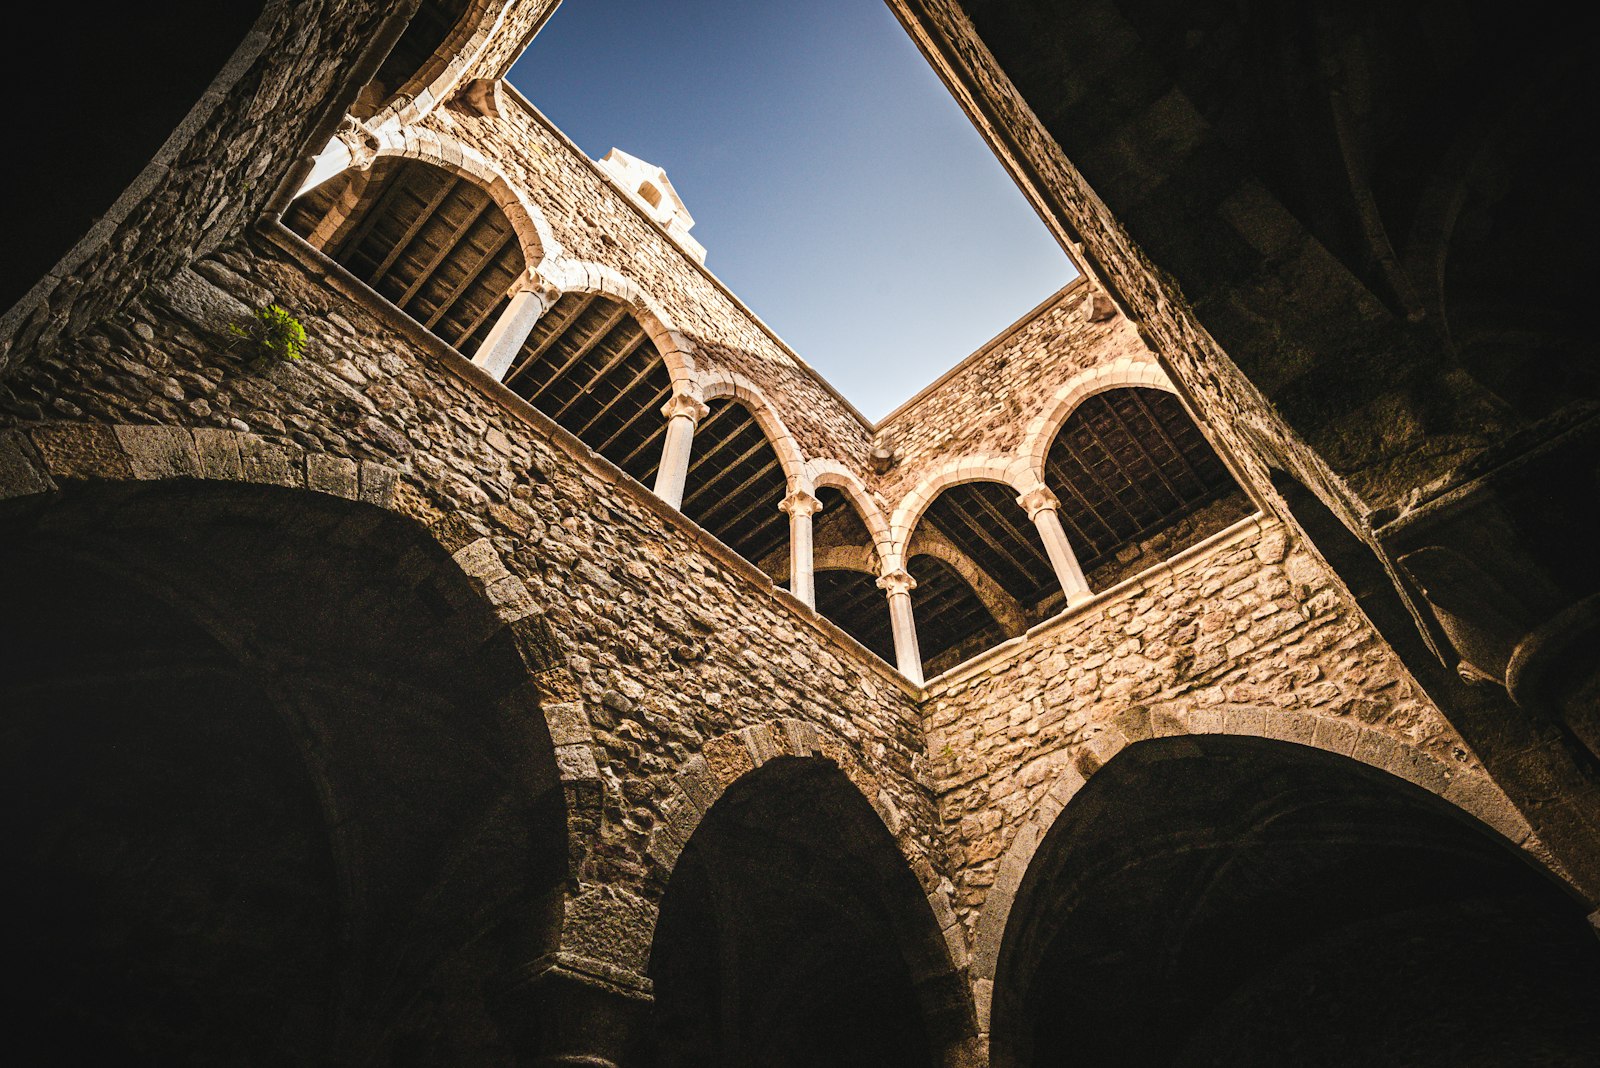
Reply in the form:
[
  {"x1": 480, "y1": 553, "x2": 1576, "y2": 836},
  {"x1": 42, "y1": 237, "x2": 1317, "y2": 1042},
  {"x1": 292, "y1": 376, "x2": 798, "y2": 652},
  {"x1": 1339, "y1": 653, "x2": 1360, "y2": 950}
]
[
  {"x1": 1018, "y1": 484, "x2": 1093, "y2": 604},
  {"x1": 653, "y1": 388, "x2": 709, "y2": 509},
  {"x1": 878, "y1": 568, "x2": 924, "y2": 685},
  {"x1": 781, "y1": 489, "x2": 822, "y2": 608},
  {"x1": 472, "y1": 274, "x2": 560, "y2": 381}
]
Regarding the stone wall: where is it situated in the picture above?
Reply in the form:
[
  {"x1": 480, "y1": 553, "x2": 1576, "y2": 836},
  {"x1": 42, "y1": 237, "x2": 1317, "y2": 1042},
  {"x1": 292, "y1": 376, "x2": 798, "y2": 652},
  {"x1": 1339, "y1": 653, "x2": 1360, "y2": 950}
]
[
  {"x1": 875, "y1": 280, "x2": 1138, "y2": 501},
  {"x1": 0, "y1": 229, "x2": 952, "y2": 972},
  {"x1": 1, "y1": 0, "x2": 406, "y2": 377},
  {"x1": 921, "y1": 517, "x2": 1535, "y2": 952}
]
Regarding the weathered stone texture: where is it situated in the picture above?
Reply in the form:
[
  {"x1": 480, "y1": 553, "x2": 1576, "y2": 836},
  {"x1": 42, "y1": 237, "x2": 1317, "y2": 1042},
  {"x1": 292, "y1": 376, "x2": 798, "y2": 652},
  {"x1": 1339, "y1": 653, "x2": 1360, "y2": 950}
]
[
  {"x1": 921, "y1": 518, "x2": 1486, "y2": 943},
  {"x1": 0, "y1": 234, "x2": 939, "y2": 904}
]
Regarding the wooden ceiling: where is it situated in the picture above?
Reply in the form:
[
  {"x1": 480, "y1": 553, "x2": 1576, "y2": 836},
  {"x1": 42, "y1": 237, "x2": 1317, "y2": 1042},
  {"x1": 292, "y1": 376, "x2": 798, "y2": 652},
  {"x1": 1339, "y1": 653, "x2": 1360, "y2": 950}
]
[
  {"x1": 286, "y1": 158, "x2": 524, "y2": 355},
  {"x1": 361, "y1": 0, "x2": 469, "y2": 114},
  {"x1": 1043, "y1": 387, "x2": 1240, "y2": 572},
  {"x1": 909, "y1": 554, "x2": 1006, "y2": 674},
  {"x1": 923, "y1": 482, "x2": 1057, "y2": 606},
  {"x1": 814, "y1": 569, "x2": 895, "y2": 664},
  {"x1": 502, "y1": 291, "x2": 671, "y2": 487},
  {"x1": 681, "y1": 400, "x2": 790, "y2": 577}
]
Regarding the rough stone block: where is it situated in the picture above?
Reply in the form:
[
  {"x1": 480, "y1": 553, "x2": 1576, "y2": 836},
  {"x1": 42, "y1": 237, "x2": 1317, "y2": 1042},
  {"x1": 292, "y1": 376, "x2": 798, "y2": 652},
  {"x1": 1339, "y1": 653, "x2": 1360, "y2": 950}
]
[
  {"x1": 357, "y1": 460, "x2": 399, "y2": 507},
  {"x1": 29, "y1": 423, "x2": 133, "y2": 480},
  {"x1": 236, "y1": 434, "x2": 302, "y2": 487},
  {"x1": 554, "y1": 742, "x2": 599, "y2": 780},
  {"x1": 192, "y1": 427, "x2": 243, "y2": 480},
  {"x1": 306, "y1": 452, "x2": 358, "y2": 499},
  {"x1": 543, "y1": 700, "x2": 592, "y2": 748},
  {"x1": 0, "y1": 430, "x2": 55, "y2": 499},
  {"x1": 702, "y1": 733, "x2": 756, "y2": 786}
]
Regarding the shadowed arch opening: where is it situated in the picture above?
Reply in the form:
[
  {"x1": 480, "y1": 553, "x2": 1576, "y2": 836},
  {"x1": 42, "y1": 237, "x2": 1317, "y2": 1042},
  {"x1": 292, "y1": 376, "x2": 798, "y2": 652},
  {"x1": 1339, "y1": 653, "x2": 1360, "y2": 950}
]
[
  {"x1": 681, "y1": 398, "x2": 790, "y2": 577},
  {"x1": 990, "y1": 734, "x2": 1600, "y2": 1067},
  {"x1": 500, "y1": 291, "x2": 674, "y2": 484},
  {"x1": 1044, "y1": 386, "x2": 1251, "y2": 591},
  {"x1": 0, "y1": 480, "x2": 569, "y2": 1065},
  {"x1": 649, "y1": 756, "x2": 967, "y2": 1066},
  {"x1": 918, "y1": 480, "x2": 1055, "y2": 608},
  {"x1": 910, "y1": 553, "x2": 1007, "y2": 677},
  {"x1": 286, "y1": 157, "x2": 526, "y2": 354},
  {"x1": 806, "y1": 486, "x2": 894, "y2": 661}
]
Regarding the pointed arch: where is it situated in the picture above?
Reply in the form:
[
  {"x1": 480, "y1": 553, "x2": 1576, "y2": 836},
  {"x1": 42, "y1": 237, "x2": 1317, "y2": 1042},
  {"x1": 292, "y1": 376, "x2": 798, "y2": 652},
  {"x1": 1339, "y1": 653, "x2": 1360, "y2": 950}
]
[
  {"x1": 886, "y1": 454, "x2": 1034, "y2": 573},
  {"x1": 647, "y1": 720, "x2": 977, "y2": 1064},
  {"x1": 296, "y1": 124, "x2": 558, "y2": 266},
  {"x1": 537, "y1": 258, "x2": 698, "y2": 388},
  {"x1": 970, "y1": 712, "x2": 1546, "y2": 1032},
  {"x1": 977, "y1": 728, "x2": 1583, "y2": 1067},
  {"x1": 1020, "y1": 359, "x2": 1174, "y2": 478},
  {"x1": 694, "y1": 370, "x2": 807, "y2": 485},
  {"x1": 804, "y1": 457, "x2": 894, "y2": 561}
]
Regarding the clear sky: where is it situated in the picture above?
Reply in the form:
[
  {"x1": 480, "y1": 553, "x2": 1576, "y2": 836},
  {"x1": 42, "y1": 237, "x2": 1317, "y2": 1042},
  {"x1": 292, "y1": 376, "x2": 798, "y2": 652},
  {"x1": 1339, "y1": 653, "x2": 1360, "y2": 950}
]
[{"x1": 507, "y1": 0, "x2": 1074, "y2": 421}]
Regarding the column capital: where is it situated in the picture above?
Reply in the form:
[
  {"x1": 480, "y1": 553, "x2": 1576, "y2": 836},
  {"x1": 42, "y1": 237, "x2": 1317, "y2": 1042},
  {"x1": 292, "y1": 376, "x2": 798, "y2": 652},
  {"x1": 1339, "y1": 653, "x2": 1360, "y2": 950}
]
[
  {"x1": 660, "y1": 388, "x2": 709, "y2": 423},
  {"x1": 1017, "y1": 483, "x2": 1061, "y2": 520},
  {"x1": 334, "y1": 116, "x2": 381, "y2": 170},
  {"x1": 877, "y1": 568, "x2": 917, "y2": 597},
  {"x1": 523, "y1": 264, "x2": 565, "y2": 306},
  {"x1": 779, "y1": 488, "x2": 822, "y2": 518}
]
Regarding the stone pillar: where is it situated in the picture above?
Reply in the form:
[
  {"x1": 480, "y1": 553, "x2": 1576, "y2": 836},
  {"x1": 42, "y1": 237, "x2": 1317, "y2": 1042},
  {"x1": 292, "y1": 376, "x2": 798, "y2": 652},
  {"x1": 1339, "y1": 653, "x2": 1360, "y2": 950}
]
[
  {"x1": 473, "y1": 274, "x2": 561, "y2": 381},
  {"x1": 781, "y1": 488, "x2": 822, "y2": 608},
  {"x1": 494, "y1": 953, "x2": 653, "y2": 1068},
  {"x1": 1018, "y1": 484, "x2": 1093, "y2": 605},
  {"x1": 878, "y1": 568, "x2": 924, "y2": 685},
  {"x1": 653, "y1": 388, "x2": 708, "y2": 509}
]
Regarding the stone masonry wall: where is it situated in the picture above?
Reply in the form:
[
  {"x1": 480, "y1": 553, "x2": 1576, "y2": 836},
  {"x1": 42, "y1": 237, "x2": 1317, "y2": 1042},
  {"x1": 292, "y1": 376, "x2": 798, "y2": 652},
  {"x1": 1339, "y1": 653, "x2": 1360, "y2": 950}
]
[
  {"x1": 921, "y1": 517, "x2": 1524, "y2": 950},
  {"x1": 0, "y1": 231, "x2": 950, "y2": 972}
]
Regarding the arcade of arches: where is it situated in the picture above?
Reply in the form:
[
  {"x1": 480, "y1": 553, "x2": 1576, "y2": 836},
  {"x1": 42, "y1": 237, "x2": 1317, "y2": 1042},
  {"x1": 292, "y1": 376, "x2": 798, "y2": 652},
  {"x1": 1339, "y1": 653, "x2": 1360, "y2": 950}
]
[{"x1": 3, "y1": 0, "x2": 1598, "y2": 1064}]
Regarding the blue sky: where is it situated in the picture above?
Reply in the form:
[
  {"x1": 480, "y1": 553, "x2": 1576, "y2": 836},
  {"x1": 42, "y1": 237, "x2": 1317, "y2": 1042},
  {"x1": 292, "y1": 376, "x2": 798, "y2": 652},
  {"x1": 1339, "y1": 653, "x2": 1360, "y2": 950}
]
[{"x1": 508, "y1": 0, "x2": 1073, "y2": 420}]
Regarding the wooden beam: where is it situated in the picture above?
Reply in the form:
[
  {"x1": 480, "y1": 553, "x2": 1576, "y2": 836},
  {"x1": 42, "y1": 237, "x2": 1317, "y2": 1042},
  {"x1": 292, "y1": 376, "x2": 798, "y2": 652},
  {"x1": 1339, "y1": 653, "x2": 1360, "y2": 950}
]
[
  {"x1": 504, "y1": 294, "x2": 595, "y2": 388},
  {"x1": 395, "y1": 195, "x2": 492, "y2": 309},
  {"x1": 365, "y1": 177, "x2": 458, "y2": 285},
  {"x1": 426, "y1": 226, "x2": 515, "y2": 332},
  {"x1": 526, "y1": 304, "x2": 632, "y2": 405}
]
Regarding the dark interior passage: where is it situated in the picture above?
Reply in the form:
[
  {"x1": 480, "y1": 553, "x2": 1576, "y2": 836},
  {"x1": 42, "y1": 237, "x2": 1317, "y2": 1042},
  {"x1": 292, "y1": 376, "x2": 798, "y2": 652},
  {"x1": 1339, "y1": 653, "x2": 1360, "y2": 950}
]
[
  {"x1": 650, "y1": 758, "x2": 967, "y2": 1067},
  {"x1": 0, "y1": 482, "x2": 569, "y2": 1066},
  {"x1": 991, "y1": 735, "x2": 1600, "y2": 1067}
]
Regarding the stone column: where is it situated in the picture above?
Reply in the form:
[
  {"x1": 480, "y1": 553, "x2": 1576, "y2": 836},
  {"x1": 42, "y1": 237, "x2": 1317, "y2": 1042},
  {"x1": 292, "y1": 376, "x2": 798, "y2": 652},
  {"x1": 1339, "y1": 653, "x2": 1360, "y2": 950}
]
[
  {"x1": 1018, "y1": 484, "x2": 1093, "y2": 605},
  {"x1": 781, "y1": 488, "x2": 822, "y2": 608},
  {"x1": 653, "y1": 388, "x2": 709, "y2": 509},
  {"x1": 878, "y1": 568, "x2": 924, "y2": 685},
  {"x1": 472, "y1": 273, "x2": 561, "y2": 381}
]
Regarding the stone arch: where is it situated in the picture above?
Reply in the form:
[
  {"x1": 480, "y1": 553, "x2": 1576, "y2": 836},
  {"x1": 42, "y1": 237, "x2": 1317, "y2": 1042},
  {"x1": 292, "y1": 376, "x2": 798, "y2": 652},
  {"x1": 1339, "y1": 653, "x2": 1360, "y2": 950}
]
[
  {"x1": 978, "y1": 728, "x2": 1595, "y2": 1066},
  {"x1": 969, "y1": 712, "x2": 1546, "y2": 1033},
  {"x1": 886, "y1": 454, "x2": 1035, "y2": 573},
  {"x1": 804, "y1": 457, "x2": 894, "y2": 560},
  {"x1": 694, "y1": 369, "x2": 807, "y2": 486},
  {"x1": 1019, "y1": 358, "x2": 1174, "y2": 479},
  {"x1": 646, "y1": 719, "x2": 976, "y2": 1065},
  {"x1": 365, "y1": 0, "x2": 503, "y2": 129},
  {"x1": 297, "y1": 124, "x2": 558, "y2": 266},
  {"x1": 1, "y1": 422, "x2": 601, "y2": 873},
  {"x1": 538, "y1": 257, "x2": 697, "y2": 387},
  {"x1": 908, "y1": 524, "x2": 1030, "y2": 637}
]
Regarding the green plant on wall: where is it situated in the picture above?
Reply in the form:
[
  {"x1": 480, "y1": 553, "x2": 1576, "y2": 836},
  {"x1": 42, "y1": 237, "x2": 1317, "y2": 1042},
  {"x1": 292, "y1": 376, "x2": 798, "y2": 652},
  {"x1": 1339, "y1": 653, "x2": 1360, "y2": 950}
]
[{"x1": 229, "y1": 304, "x2": 307, "y2": 368}]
